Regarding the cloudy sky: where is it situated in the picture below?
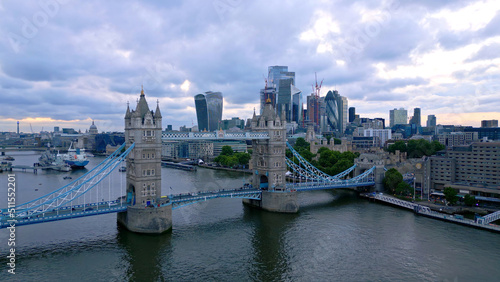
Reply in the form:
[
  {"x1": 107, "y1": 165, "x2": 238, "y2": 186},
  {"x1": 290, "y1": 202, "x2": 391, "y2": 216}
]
[{"x1": 1, "y1": 0, "x2": 499, "y2": 133}]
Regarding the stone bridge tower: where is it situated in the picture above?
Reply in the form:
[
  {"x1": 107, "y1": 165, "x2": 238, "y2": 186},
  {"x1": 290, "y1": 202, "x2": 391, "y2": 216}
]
[
  {"x1": 243, "y1": 99, "x2": 298, "y2": 213},
  {"x1": 117, "y1": 87, "x2": 172, "y2": 233},
  {"x1": 354, "y1": 154, "x2": 386, "y2": 192}
]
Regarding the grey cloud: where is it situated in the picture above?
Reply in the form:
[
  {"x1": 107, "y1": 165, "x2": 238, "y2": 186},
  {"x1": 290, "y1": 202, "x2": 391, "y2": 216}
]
[
  {"x1": 0, "y1": 0, "x2": 498, "y2": 130},
  {"x1": 466, "y1": 43, "x2": 500, "y2": 62}
]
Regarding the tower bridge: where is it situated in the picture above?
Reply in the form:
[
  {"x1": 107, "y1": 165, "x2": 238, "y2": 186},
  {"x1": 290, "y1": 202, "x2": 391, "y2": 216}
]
[{"x1": 1, "y1": 92, "x2": 379, "y2": 233}]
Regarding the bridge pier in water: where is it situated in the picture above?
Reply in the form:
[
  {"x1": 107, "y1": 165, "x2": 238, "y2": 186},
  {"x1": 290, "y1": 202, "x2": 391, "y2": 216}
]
[
  {"x1": 119, "y1": 87, "x2": 172, "y2": 234},
  {"x1": 243, "y1": 191, "x2": 298, "y2": 213},
  {"x1": 117, "y1": 205, "x2": 172, "y2": 234}
]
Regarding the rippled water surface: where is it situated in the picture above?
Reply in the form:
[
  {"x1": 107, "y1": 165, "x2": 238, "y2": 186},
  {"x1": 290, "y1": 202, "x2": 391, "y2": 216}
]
[{"x1": 1, "y1": 152, "x2": 500, "y2": 281}]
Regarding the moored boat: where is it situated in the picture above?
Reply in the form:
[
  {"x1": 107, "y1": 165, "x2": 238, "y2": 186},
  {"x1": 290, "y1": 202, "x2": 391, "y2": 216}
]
[{"x1": 59, "y1": 142, "x2": 89, "y2": 168}]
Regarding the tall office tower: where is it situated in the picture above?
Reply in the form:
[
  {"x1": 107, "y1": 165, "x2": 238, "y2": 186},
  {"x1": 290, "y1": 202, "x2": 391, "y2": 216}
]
[
  {"x1": 268, "y1": 66, "x2": 296, "y2": 122},
  {"x1": 481, "y1": 120, "x2": 499, "y2": 128},
  {"x1": 322, "y1": 90, "x2": 347, "y2": 135},
  {"x1": 410, "y1": 108, "x2": 421, "y2": 127},
  {"x1": 259, "y1": 86, "x2": 276, "y2": 114},
  {"x1": 389, "y1": 108, "x2": 408, "y2": 127},
  {"x1": 194, "y1": 91, "x2": 223, "y2": 132},
  {"x1": 349, "y1": 107, "x2": 355, "y2": 123},
  {"x1": 307, "y1": 94, "x2": 321, "y2": 130},
  {"x1": 194, "y1": 94, "x2": 209, "y2": 131},
  {"x1": 277, "y1": 78, "x2": 293, "y2": 122},
  {"x1": 341, "y1": 96, "x2": 348, "y2": 132},
  {"x1": 291, "y1": 85, "x2": 303, "y2": 124},
  {"x1": 427, "y1": 115, "x2": 437, "y2": 128},
  {"x1": 205, "y1": 91, "x2": 223, "y2": 131},
  {"x1": 324, "y1": 91, "x2": 339, "y2": 133},
  {"x1": 17, "y1": 121, "x2": 19, "y2": 134}
]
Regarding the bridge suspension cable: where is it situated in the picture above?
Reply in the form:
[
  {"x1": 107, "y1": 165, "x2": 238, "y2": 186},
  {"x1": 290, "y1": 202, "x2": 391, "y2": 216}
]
[
  {"x1": 286, "y1": 142, "x2": 356, "y2": 181},
  {"x1": 1, "y1": 143, "x2": 134, "y2": 220}
]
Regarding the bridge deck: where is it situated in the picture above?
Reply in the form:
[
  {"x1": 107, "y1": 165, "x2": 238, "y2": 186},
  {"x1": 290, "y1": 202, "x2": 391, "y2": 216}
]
[
  {"x1": 0, "y1": 200, "x2": 129, "y2": 228},
  {"x1": 1, "y1": 181, "x2": 376, "y2": 228}
]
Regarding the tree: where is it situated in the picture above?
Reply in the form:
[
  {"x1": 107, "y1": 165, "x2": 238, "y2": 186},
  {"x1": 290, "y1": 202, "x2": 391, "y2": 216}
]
[
  {"x1": 464, "y1": 194, "x2": 476, "y2": 207},
  {"x1": 331, "y1": 159, "x2": 352, "y2": 176},
  {"x1": 383, "y1": 168, "x2": 403, "y2": 194},
  {"x1": 333, "y1": 138, "x2": 341, "y2": 145},
  {"x1": 443, "y1": 187, "x2": 458, "y2": 205},
  {"x1": 221, "y1": 145, "x2": 234, "y2": 156},
  {"x1": 395, "y1": 181, "x2": 412, "y2": 196},
  {"x1": 299, "y1": 149, "x2": 315, "y2": 162},
  {"x1": 388, "y1": 141, "x2": 407, "y2": 153},
  {"x1": 431, "y1": 140, "x2": 445, "y2": 152},
  {"x1": 294, "y1": 137, "x2": 310, "y2": 152},
  {"x1": 235, "y1": 152, "x2": 251, "y2": 166}
]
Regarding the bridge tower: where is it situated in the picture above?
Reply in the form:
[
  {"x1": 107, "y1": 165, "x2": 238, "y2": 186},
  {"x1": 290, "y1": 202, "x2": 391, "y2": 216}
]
[
  {"x1": 117, "y1": 87, "x2": 172, "y2": 233},
  {"x1": 243, "y1": 99, "x2": 298, "y2": 213},
  {"x1": 354, "y1": 154, "x2": 385, "y2": 192}
]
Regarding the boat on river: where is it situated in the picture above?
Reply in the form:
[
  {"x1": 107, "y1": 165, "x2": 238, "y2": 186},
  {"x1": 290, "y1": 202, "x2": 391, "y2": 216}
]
[{"x1": 58, "y1": 143, "x2": 89, "y2": 169}]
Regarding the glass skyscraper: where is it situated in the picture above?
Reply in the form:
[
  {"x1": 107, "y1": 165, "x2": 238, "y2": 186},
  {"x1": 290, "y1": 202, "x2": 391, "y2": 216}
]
[
  {"x1": 320, "y1": 90, "x2": 348, "y2": 135},
  {"x1": 194, "y1": 91, "x2": 223, "y2": 132},
  {"x1": 268, "y1": 66, "x2": 296, "y2": 122},
  {"x1": 292, "y1": 86, "x2": 303, "y2": 124},
  {"x1": 390, "y1": 108, "x2": 408, "y2": 127},
  {"x1": 194, "y1": 94, "x2": 209, "y2": 131}
]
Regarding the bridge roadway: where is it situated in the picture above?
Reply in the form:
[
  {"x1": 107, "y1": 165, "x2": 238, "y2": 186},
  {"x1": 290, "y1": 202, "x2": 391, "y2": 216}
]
[
  {"x1": 0, "y1": 200, "x2": 128, "y2": 228},
  {"x1": 290, "y1": 178, "x2": 375, "y2": 191},
  {"x1": 0, "y1": 187, "x2": 264, "y2": 228}
]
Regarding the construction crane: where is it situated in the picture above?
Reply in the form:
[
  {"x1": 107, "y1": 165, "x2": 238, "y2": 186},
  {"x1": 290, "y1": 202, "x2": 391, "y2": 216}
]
[
  {"x1": 313, "y1": 72, "x2": 323, "y2": 98},
  {"x1": 306, "y1": 72, "x2": 323, "y2": 130}
]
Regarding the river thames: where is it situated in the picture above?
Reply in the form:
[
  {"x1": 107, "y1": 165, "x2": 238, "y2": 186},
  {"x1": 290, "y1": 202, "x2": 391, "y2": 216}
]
[{"x1": 1, "y1": 152, "x2": 500, "y2": 281}]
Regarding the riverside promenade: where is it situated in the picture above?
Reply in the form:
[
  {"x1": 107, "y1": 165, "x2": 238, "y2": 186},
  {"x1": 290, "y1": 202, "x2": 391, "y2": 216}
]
[{"x1": 361, "y1": 193, "x2": 500, "y2": 233}]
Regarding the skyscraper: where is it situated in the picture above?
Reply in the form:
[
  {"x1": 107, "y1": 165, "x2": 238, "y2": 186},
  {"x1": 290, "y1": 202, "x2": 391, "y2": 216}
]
[
  {"x1": 324, "y1": 91, "x2": 339, "y2": 133},
  {"x1": 322, "y1": 90, "x2": 347, "y2": 135},
  {"x1": 268, "y1": 66, "x2": 296, "y2": 122},
  {"x1": 390, "y1": 108, "x2": 408, "y2": 127},
  {"x1": 410, "y1": 108, "x2": 421, "y2": 127},
  {"x1": 306, "y1": 94, "x2": 321, "y2": 131},
  {"x1": 341, "y1": 96, "x2": 348, "y2": 132},
  {"x1": 427, "y1": 115, "x2": 436, "y2": 128},
  {"x1": 194, "y1": 94, "x2": 209, "y2": 131},
  {"x1": 205, "y1": 91, "x2": 223, "y2": 131},
  {"x1": 349, "y1": 107, "x2": 355, "y2": 123},
  {"x1": 194, "y1": 91, "x2": 223, "y2": 132},
  {"x1": 291, "y1": 85, "x2": 303, "y2": 124},
  {"x1": 259, "y1": 86, "x2": 276, "y2": 114}
]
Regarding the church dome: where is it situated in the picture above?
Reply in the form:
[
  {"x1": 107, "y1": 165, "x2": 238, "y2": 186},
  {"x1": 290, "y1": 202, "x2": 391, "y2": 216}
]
[{"x1": 89, "y1": 120, "x2": 98, "y2": 134}]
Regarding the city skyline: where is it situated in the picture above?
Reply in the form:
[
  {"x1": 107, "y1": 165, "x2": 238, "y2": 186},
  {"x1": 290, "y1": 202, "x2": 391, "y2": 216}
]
[{"x1": 1, "y1": 1, "x2": 500, "y2": 132}]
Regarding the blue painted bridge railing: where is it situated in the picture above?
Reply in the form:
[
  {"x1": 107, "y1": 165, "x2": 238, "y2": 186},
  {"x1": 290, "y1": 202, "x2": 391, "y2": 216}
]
[
  {"x1": 0, "y1": 200, "x2": 129, "y2": 228},
  {"x1": 167, "y1": 188, "x2": 262, "y2": 209}
]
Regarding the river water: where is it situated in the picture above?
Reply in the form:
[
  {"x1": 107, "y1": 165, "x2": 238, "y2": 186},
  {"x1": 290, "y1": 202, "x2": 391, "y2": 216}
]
[{"x1": 1, "y1": 152, "x2": 500, "y2": 281}]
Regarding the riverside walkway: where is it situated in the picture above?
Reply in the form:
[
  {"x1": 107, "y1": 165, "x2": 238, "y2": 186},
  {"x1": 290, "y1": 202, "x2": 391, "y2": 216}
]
[{"x1": 363, "y1": 193, "x2": 500, "y2": 233}]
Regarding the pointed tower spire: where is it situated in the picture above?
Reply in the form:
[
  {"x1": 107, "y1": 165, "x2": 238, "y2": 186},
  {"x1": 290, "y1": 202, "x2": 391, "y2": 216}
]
[
  {"x1": 154, "y1": 99, "x2": 162, "y2": 118},
  {"x1": 125, "y1": 101, "x2": 131, "y2": 118},
  {"x1": 140, "y1": 85, "x2": 145, "y2": 97}
]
